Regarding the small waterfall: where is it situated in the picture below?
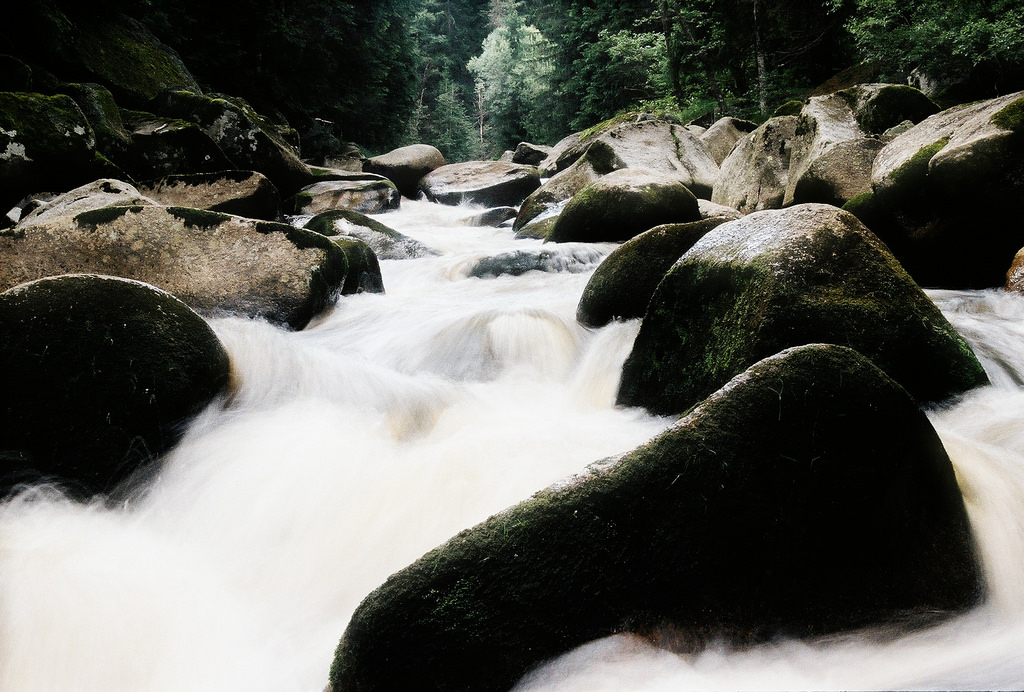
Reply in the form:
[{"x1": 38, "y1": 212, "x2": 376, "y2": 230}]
[{"x1": 1, "y1": 200, "x2": 1022, "y2": 691}]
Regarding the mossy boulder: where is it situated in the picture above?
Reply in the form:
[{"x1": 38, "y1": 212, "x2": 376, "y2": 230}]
[
  {"x1": 0, "y1": 274, "x2": 230, "y2": 498},
  {"x1": 15, "y1": 178, "x2": 157, "y2": 228},
  {"x1": 547, "y1": 168, "x2": 701, "y2": 244},
  {"x1": 852, "y1": 90, "x2": 1024, "y2": 288},
  {"x1": 576, "y1": 219, "x2": 728, "y2": 328},
  {"x1": 839, "y1": 83, "x2": 940, "y2": 136},
  {"x1": 362, "y1": 144, "x2": 445, "y2": 198},
  {"x1": 418, "y1": 161, "x2": 542, "y2": 207},
  {"x1": 330, "y1": 236, "x2": 385, "y2": 295},
  {"x1": 711, "y1": 115, "x2": 799, "y2": 213},
  {"x1": 1, "y1": 205, "x2": 347, "y2": 329},
  {"x1": 617, "y1": 204, "x2": 988, "y2": 416},
  {"x1": 137, "y1": 169, "x2": 281, "y2": 221},
  {"x1": 62, "y1": 82, "x2": 133, "y2": 164},
  {"x1": 512, "y1": 139, "x2": 624, "y2": 233},
  {"x1": 330, "y1": 344, "x2": 980, "y2": 692},
  {"x1": 698, "y1": 116, "x2": 757, "y2": 166},
  {"x1": 514, "y1": 216, "x2": 558, "y2": 241},
  {"x1": 303, "y1": 209, "x2": 438, "y2": 260},
  {"x1": 152, "y1": 90, "x2": 313, "y2": 196},
  {"x1": 0, "y1": 91, "x2": 109, "y2": 213},
  {"x1": 116, "y1": 109, "x2": 235, "y2": 180},
  {"x1": 285, "y1": 175, "x2": 400, "y2": 215}
]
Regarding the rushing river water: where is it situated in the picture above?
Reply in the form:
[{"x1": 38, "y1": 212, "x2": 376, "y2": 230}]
[{"x1": 1, "y1": 199, "x2": 1022, "y2": 691}]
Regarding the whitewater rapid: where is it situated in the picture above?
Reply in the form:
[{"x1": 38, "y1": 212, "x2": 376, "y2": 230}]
[{"x1": 1, "y1": 199, "x2": 1022, "y2": 691}]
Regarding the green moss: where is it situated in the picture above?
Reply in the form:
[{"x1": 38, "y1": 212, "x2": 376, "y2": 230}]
[
  {"x1": 885, "y1": 136, "x2": 950, "y2": 191},
  {"x1": 772, "y1": 100, "x2": 804, "y2": 117},
  {"x1": 991, "y1": 96, "x2": 1024, "y2": 131},
  {"x1": 74, "y1": 205, "x2": 144, "y2": 230},
  {"x1": 168, "y1": 206, "x2": 230, "y2": 229}
]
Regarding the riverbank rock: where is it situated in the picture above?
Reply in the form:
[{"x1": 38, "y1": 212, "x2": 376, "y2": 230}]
[
  {"x1": 0, "y1": 274, "x2": 230, "y2": 498},
  {"x1": 418, "y1": 161, "x2": 541, "y2": 207},
  {"x1": 711, "y1": 115, "x2": 799, "y2": 213},
  {"x1": 576, "y1": 218, "x2": 728, "y2": 327},
  {"x1": 303, "y1": 209, "x2": 438, "y2": 260},
  {"x1": 847, "y1": 90, "x2": 1024, "y2": 288},
  {"x1": 330, "y1": 344, "x2": 980, "y2": 692},
  {"x1": 0, "y1": 92, "x2": 113, "y2": 214},
  {"x1": 285, "y1": 175, "x2": 400, "y2": 215},
  {"x1": 617, "y1": 204, "x2": 987, "y2": 416},
  {"x1": 137, "y1": 170, "x2": 281, "y2": 220},
  {"x1": 547, "y1": 168, "x2": 700, "y2": 244},
  {"x1": 0, "y1": 205, "x2": 347, "y2": 329},
  {"x1": 153, "y1": 90, "x2": 312, "y2": 196},
  {"x1": 362, "y1": 144, "x2": 445, "y2": 198}
]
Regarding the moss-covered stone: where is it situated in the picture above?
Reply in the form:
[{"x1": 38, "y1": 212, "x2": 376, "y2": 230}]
[
  {"x1": 576, "y1": 219, "x2": 727, "y2": 327},
  {"x1": 711, "y1": 115, "x2": 798, "y2": 213},
  {"x1": 991, "y1": 95, "x2": 1024, "y2": 130},
  {"x1": 0, "y1": 91, "x2": 104, "y2": 212},
  {"x1": 62, "y1": 82, "x2": 133, "y2": 163},
  {"x1": 285, "y1": 177, "x2": 400, "y2": 215},
  {"x1": 331, "y1": 236, "x2": 384, "y2": 295},
  {"x1": 772, "y1": 100, "x2": 804, "y2": 117},
  {"x1": 617, "y1": 204, "x2": 988, "y2": 416},
  {"x1": 0, "y1": 274, "x2": 230, "y2": 498},
  {"x1": 839, "y1": 84, "x2": 939, "y2": 136},
  {"x1": 330, "y1": 344, "x2": 980, "y2": 692},
  {"x1": 548, "y1": 168, "x2": 701, "y2": 244}
]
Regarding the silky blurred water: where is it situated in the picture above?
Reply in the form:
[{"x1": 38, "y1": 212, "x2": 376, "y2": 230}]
[{"x1": 1, "y1": 200, "x2": 1022, "y2": 691}]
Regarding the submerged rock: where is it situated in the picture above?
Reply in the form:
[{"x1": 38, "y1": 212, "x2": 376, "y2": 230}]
[
  {"x1": 617, "y1": 204, "x2": 988, "y2": 416},
  {"x1": 330, "y1": 344, "x2": 980, "y2": 692},
  {"x1": 1, "y1": 205, "x2": 347, "y2": 329},
  {"x1": 466, "y1": 245, "x2": 607, "y2": 279},
  {"x1": 0, "y1": 274, "x2": 230, "y2": 498}
]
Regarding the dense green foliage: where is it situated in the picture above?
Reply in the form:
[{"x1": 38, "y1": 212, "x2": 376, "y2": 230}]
[{"x1": 3, "y1": 0, "x2": 1022, "y2": 160}]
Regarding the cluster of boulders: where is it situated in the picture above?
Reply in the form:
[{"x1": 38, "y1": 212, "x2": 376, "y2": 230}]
[
  {"x1": 0, "y1": 24, "x2": 1017, "y2": 686},
  {"x1": 328, "y1": 85, "x2": 1024, "y2": 691}
]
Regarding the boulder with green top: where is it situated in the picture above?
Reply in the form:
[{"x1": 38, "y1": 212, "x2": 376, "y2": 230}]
[
  {"x1": 303, "y1": 209, "x2": 438, "y2": 260},
  {"x1": 0, "y1": 274, "x2": 230, "y2": 498},
  {"x1": 576, "y1": 218, "x2": 728, "y2": 328},
  {"x1": 617, "y1": 204, "x2": 988, "y2": 416},
  {"x1": 418, "y1": 161, "x2": 541, "y2": 207},
  {"x1": 14, "y1": 178, "x2": 157, "y2": 228},
  {"x1": 512, "y1": 139, "x2": 624, "y2": 233},
  {"x1": 62, "y1": 82, "x2": 133, "y2": 165},
  {"x1": 0, "y1": 92, "x2": 110, "y2": 213},
  {"x1": 153, "y1": 90, "x2": 313, "y2": 196},
  {"x1": 330, "y1": 344, "x2": 980, "y2": 692},
  {"x1": 848, "y1": 90, "x2": 1024, "y2": 288},
  {"x1": 547, "y1": 168, "x2": 701, "y2": 244},
  {"x1": 1, "y1": 205, "x2": 347, "y2": 329},
  {"x1": 331, "y1": 236, "x2": 385, "y2": 295}
]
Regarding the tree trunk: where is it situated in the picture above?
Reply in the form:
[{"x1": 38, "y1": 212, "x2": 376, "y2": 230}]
[{"x1": 753, "y1": 0, "x2": 769, "y2": 117}]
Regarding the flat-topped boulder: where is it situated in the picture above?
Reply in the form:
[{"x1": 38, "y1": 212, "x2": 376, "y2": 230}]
[
  {"x1": 331, "y1": 344, "x2": 980, "y2": 692},
  {"x1": 617, "y1": 203, "x2": 988, "y2": 416},
  {"x1": 0, "y1": 274, "x2": 230, "y2": 498},
  {"x1": 285, "y1": 175, "x2": 400, "y2": 215},
  {"x1": 1, "y1": 205, "x2": 347, "y2": 329},
  {"x1": 418, "y1": 161, "x2": 541, "y2": 207},
  {"x1": 137, "y1": 170, "x2": 280, "y2": 220}
]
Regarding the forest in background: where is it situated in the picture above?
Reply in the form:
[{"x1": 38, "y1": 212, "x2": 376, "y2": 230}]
[{"x1": 4, "y1": 0, "x2": 1023, "y2": 161}]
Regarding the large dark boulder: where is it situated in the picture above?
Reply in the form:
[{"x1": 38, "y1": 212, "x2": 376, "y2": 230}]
[
  {"x1": 576, "y1": 219, "x2": 727, "y2": 327},
  {"x1": 0, "y1": 92, "x2": 112, "y2": 214},
  {"x1": 617, "y1": 204, "x2": 988, "y2": 416},
  {"x1": 547, "y1": 168, "x2": 700, "y2": 244},
  {"x1": 847, "y1": 90, "x2": 1024, "y2": 288},
  {"x1": 153, "y1": 90, "x2": 313, "y2": 196},
  {"x1": 0, "y1": 274, "x2": 230, "y2": 498},
  {"x1": 363, "y1": 144, "x2": 445, "y2": 198},
  {"x1": 418, "y1": 161, "x2": 541, "y2": 207},
  {"x1": 330, "y1": 344, "x2": 980, "y2": 692},
  {"x1": 1, "y1": 205, "x2": 348, "y2": 329},
  {"x1": 118, "y1": 109, "x2": 236, "y2": 180}
]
